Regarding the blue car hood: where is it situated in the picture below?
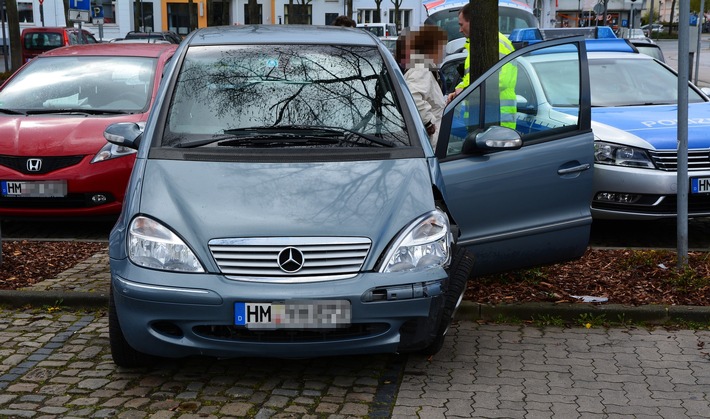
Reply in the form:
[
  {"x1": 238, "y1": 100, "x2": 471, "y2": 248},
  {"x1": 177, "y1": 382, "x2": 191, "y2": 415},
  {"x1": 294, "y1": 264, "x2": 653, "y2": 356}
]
[
  {"x1": 137, "y1": 158, "x2": 436, "y2": 268},
  {"x1": 591, "y1": 102, "x2": 710, "y2": 150}
]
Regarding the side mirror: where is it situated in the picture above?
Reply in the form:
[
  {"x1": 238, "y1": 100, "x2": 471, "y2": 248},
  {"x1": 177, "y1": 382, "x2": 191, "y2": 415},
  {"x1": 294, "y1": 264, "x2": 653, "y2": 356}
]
[
  {"x1": 462, "y1": 125, "x2": 523, "y2": 154},
  {"x1": 104, "y1": 122, "x2": 143, "y2": 150}
]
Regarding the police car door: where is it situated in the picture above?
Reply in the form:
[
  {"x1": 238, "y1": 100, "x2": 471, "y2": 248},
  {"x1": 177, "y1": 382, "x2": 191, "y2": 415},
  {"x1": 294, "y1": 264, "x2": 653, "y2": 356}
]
[{"x1": 437, "y1": 37, "x2": 593, "y2": 276}]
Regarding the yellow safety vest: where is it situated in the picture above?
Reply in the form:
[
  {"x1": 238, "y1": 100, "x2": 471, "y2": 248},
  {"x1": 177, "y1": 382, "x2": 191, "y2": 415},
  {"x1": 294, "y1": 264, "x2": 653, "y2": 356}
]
[{"x1": 456, "y1": 33, "x2": 517, "y2": 129}]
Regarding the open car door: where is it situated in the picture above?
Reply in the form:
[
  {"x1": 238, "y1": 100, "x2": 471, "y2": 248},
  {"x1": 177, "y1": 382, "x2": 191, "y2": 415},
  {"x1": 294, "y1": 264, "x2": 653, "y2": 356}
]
[{"x1": 436, "y1": 37, "x2": 593, "y2": 276}]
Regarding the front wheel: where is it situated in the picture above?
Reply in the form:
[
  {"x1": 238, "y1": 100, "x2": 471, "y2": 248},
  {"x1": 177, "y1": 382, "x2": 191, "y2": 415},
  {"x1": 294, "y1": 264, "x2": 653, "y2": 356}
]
[{"x1": 420, "y1": 245, "x2": 475, "y2": 356}]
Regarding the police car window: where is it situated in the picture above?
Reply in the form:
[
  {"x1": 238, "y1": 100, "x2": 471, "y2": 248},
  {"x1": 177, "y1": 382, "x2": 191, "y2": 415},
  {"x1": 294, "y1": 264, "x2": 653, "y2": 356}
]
[
  {"x1": 583, "y1": 58, "x2": 705, "y2": 106},
  {"x1": 164, "y1": 44, "x2": 409, "y2": 148}
]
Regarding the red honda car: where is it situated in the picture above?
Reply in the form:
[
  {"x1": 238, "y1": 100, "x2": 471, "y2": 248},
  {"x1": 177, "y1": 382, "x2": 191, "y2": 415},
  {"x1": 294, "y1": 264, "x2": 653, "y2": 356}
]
[{"x1": 0, "y1": 42, "x2": 177, "y2": 219}]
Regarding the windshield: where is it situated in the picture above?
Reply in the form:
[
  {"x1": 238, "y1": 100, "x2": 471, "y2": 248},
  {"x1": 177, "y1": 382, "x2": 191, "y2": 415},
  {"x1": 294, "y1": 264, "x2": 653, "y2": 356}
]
[
  {"x1": 163, "y1": 44, "x2": 409, "y2": 148},
  {"x1": 533, "y1": 55, "x2": 706, "y2": 107},
  {"x1": 424, "y1": 6, "x2": 539, "y2": 42},
  {"x1": 0, "y1": 56, "x2": 156, "y2": 112}
]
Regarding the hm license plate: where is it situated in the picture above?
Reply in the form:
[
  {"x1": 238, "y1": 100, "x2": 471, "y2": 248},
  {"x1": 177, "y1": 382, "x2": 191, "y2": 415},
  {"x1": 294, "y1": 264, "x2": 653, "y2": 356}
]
[{"x1": 234, "y1": 300, "x2": 351, "y2": 330}]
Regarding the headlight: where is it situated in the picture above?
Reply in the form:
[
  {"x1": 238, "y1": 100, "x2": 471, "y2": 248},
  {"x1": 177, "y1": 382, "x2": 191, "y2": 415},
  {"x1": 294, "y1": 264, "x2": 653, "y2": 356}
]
[
  {"x1": 128, "y1": 216, "x2": 204, "y2": 273},
  {"x1": 380, "y1": 210, "x2": 452, "y2": 273},
  {"x1": 91, "y1": 142, "x2": 137, "y2": 163},
  {"x1": 594, "y1": 141, "x2": 655, "y2": 169}
]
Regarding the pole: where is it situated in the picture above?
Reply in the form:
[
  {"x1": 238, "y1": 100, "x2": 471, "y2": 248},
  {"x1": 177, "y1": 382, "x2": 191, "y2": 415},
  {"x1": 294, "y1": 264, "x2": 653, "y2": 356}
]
[{"x1": 678, "y1": 0, "x2": 690, "y2": 268}]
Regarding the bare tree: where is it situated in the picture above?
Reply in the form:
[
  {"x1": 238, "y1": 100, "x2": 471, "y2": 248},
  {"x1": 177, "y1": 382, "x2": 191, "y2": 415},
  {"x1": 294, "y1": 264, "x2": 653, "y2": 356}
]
[
  {"x1": 389, "y1": 0, "x2": 403, "y2": 30},
  {"x1": 469, "y1": 0, "x2": 498, "y2": 82},
  {"x1": 669, "y1": 0, "x2": 677, "y2": 34},
  {"x1": 346, "y1": 0, "x2": 353, "y2": 20},
  {"x1": 6, "y1": 0, "x2": 21, "y2": 72},
  {"x1": 247, "y1": 0, "x2": 261, "y2": 24},
  {"x1": 374, "y1": 0, "x2": 383, "y2": 23},
  {"x1": 188, "y1": 0, "x2": 197, "y2": 32},
  {"x1": 62, "y1": 0, "x2": 72, "y2": 27},
  {"x1": 288, "y1": 0, "x2": 312, "y2": 24}
]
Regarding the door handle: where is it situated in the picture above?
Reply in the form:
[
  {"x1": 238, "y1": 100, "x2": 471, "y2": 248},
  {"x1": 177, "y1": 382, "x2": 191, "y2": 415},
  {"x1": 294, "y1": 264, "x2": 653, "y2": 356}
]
[{"x1": 558, "y1": 163, "x2": 591, "y2": 175}]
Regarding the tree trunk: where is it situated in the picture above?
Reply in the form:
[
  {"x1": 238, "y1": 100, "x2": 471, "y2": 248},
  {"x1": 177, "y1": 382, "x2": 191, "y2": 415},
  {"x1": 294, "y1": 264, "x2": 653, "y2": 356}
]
[
  {"x1": 248, "y1": 0, "x2": 260, "y2": 24},
  {"x1": 6, "y1": 0, "x2": 21, "y2": 72},
  {"x1": 63, "y1": 0, "x2": 71, "y2": 27},
  {"x1": 469, "y1": 0, "x2": 499, "y2": 82},
  {"x1": 669, "y1": 0, "x2": 677, "y2": 35},
  {"x1": 188, "y1": 0, "x2": 196, "y2": 31},
  {"x1": 207, "y1": 0, "x2": 214, "y2": 26},
  {"x1": 223, "y1": 0, "x2": 231, "y2": 25}
]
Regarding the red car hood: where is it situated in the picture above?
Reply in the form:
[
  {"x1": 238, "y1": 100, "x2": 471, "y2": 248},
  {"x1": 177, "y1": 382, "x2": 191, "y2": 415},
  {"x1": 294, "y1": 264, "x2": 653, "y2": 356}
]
[{"x1": 0, "y1": 114, "x2": 145, "y2": 156}]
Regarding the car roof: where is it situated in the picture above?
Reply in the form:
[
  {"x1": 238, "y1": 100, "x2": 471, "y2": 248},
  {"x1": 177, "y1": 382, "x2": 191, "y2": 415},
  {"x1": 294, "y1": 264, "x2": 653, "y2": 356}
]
[
  {"x1": 40, "y1": 42, "x2": 178, "y2": 58},
  {"x1": 21, "y1": 26, "x2": 87, "y2": 33},
  {"x1": 185, "y1": 25, "x2": 379, "y2": 47}
]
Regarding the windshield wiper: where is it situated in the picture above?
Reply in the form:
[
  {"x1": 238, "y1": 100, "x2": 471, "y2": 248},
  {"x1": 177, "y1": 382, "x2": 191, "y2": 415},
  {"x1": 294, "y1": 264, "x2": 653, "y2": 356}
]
[
  {"x1": 175, "y1": 126, "x2": 397, "y2": 149},
  {"x1": 0, "y1": 108, "x2": 26, "y2": 115},
  {"x1": 224, "y1": 126, "x2": 396, "y2": 148},
  {"x1": 25, "y1": 109, "x2": 129, "y2": 115}
]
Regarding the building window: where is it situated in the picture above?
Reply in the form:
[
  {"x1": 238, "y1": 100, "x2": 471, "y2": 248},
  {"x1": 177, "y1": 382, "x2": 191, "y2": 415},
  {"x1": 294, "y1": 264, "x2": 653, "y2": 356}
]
[
  {"x1": 167, "y1": 2, "x2": 198, "y2": 35},
  {"x1": 388, "y1": 9, "x2": 411, "y2": 30},
  {"x1": 284, "y1": 4, "x2": 312, "y2": 24},
  {"x1": 243, "y1": 3, "x2": 263, "y2": 24},
  {"x1": 357, "y1": 9, "x2": 380, "y2": 24},
  {"x1": 208, "y1": 0, "x2": 230, "y2": 25},
  {"x1": 325, "y1": 12, "x2": 339, "y2": 25},
  {"x1": 19, "y1": 2, "x2": 33, "y2": 23},
  {"x1": 133, "y1": 1, "x2": 154, "y2": 32}
]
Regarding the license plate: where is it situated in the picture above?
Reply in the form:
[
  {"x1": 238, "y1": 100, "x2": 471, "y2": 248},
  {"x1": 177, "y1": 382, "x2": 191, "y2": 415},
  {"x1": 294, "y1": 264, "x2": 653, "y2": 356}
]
[
  {"x1": 691, "y1": 177, "x2": 710, "y2": 194},
  {"x1": 1, "y1": 180, "x2": 67, "y2": 197},
  {"x1": 234, "y1": 300, "x2": 351, "y2": 329}
]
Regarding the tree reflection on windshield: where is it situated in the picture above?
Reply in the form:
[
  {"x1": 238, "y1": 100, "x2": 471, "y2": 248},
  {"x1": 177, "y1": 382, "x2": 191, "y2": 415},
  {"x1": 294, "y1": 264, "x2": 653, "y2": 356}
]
[{"x1": 164, "y1": 44, "x2": 409, "y2": 148}]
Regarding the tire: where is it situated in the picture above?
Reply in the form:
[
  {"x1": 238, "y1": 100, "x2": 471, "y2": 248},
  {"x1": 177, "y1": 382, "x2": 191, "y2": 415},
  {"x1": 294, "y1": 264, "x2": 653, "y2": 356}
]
[
  {"x1": 420, "y1": 245, "x2": 475, "y2": 356},
  {"x1": 109, "y1": 289, "x2": 155, "y2": 368}
]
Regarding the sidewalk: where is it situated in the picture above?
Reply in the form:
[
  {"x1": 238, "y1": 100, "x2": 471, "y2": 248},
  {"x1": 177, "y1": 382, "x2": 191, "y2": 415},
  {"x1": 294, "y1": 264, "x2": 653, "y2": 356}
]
[{"x1": 1, "y1": 248, "x2": 709, "y2": 325}]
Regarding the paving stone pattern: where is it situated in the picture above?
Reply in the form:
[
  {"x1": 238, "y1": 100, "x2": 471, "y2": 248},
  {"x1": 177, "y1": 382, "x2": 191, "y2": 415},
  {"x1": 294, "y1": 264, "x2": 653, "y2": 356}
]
[
  {"x1": 0, "y1": 307, "x2": 709, "y2": 418},
  {"x1": 394, "y1": 322, "x2": 710, "y2": 418},
  {"x1": 0, "y1": 308, "x2": 405, "y2": 418}
]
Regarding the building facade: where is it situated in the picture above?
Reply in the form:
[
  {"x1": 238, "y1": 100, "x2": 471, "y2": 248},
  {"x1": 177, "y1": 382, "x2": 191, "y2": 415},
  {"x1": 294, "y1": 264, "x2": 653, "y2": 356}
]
[{"x1": 7, "y1": 0, "x2": 692, "y2": 46}]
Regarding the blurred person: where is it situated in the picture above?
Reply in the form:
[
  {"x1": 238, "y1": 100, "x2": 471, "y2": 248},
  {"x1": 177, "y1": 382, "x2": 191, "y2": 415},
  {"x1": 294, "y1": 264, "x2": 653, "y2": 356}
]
[
  {"x1": 332, "y1": 15, "x2": 356, "y2": 28},
  {"x1": 446, "y1": 2, "x2": 517, "y2": 130},
  {"x1": 402, "y1": 25, "x2": 448, "y2": 147}
]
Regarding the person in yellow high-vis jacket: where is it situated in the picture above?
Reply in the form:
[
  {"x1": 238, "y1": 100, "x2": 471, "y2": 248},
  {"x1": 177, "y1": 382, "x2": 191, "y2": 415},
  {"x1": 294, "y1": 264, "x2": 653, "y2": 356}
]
[{"x1": 446, "y1": 3, "x2": 517, "y2": 130}]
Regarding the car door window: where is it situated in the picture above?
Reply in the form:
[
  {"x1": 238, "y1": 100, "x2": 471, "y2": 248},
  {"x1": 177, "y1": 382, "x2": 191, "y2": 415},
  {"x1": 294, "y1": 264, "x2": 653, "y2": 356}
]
[{"x1": 441, "y1": 47, "x2": 582, "y2": 158}]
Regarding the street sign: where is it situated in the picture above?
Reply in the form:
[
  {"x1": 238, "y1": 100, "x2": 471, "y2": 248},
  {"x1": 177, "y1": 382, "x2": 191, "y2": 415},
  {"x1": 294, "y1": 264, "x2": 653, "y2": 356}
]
[{"x1": 69, "y1": 0, "x2": 91, "y2": 23}]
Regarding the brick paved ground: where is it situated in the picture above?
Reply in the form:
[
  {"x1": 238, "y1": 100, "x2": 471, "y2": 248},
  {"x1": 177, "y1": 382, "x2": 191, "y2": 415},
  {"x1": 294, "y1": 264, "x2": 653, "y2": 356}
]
[{"x1": 0, "y1": 308, "x2": 709, "y2": 418}]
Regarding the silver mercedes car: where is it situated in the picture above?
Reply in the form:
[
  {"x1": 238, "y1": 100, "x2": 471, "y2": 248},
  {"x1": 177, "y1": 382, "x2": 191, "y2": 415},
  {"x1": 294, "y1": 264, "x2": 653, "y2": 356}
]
[{"x1": 104, "y1": 25, "x2": 594, "y2": 366}]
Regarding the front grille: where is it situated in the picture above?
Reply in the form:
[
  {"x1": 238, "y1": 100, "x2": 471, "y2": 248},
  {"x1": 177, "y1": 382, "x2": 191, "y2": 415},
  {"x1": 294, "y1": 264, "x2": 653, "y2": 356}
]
[
  {"x1": 193, "y1": 323, "x2": 389, "y2": 343},
  {"x1": 648, "y1": 149, "x2": 710, "y2": 171},
  {"x1": 0, "y1": 155, "x2": 85, "y2": 175},
  {"x1": 209, "y1": 237, "x2": 371, "y2": 282}
]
